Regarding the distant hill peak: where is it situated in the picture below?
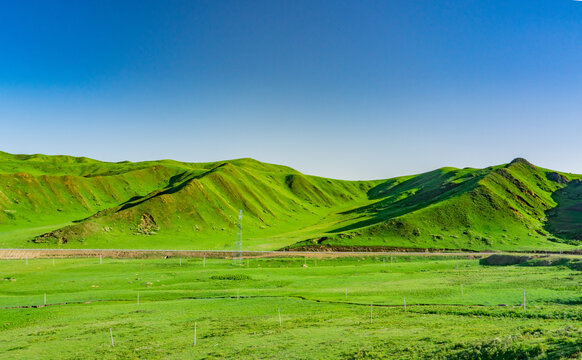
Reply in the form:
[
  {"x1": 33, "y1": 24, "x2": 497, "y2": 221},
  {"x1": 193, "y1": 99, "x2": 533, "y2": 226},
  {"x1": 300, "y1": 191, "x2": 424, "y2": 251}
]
[{"x1": 508, "y1": 157, "x2": 535, "y2": 168}]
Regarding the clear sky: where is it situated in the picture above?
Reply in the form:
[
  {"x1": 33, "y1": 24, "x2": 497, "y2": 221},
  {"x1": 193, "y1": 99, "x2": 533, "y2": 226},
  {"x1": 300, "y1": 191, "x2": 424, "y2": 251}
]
[{"x1": 1, "y1": 0, "x2": 582, "y2": 180}]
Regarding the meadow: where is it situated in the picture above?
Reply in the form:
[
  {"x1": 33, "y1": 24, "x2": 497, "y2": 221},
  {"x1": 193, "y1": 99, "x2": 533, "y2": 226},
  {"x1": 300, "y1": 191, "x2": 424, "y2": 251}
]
[{"x1": 1, "y1": 254, "x2": 582, "y2": 359}]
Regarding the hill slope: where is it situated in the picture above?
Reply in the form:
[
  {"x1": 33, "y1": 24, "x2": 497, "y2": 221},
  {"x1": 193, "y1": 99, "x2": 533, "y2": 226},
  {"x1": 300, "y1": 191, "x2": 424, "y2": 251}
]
[
  {"x1": 1, "y1": 152, "x2": 581, "y2": 251},
  {"x1": 295, "y1": 159, "x2": 582, "y2": 251},
  {"x1": 0, "y1": 152, "x2": 377, "y2": 249}
]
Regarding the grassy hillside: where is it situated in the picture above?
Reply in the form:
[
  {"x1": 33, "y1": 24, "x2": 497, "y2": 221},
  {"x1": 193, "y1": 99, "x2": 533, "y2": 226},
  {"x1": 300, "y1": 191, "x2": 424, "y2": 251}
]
[
  {"x1": 0, "y1": 152, "x2": 378, "y2": 249},
  {"x1": 294, "y1": 159, "x2": 582, "y2": 252},
  {"x1": 1, "y1": 152, "x2": 581, "y2": 251}
]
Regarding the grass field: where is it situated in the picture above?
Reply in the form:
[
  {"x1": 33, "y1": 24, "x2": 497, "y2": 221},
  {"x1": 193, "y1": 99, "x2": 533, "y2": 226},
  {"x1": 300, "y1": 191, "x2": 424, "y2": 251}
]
[{"x1": 2, "y1": 255, "x2": 582, "y2": 359}]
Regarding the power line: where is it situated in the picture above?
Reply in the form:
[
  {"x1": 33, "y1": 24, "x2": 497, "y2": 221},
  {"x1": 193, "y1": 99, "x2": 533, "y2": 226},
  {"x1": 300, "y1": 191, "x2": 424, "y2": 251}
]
[{"x1": 233, "y1": 209, "x2": 243, "y2": 266}]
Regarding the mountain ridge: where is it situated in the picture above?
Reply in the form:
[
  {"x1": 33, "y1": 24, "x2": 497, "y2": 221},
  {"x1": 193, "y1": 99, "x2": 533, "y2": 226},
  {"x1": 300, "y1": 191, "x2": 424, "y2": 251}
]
[{"x1": 1, "y1": 152, "x2": 581, "y2": 251}]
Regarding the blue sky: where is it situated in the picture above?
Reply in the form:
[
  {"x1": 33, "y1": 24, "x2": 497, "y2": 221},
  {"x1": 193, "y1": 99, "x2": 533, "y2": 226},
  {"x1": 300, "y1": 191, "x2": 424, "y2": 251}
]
[{"x1": 1, "y1": 0, "x2": 582, "y2": 179}]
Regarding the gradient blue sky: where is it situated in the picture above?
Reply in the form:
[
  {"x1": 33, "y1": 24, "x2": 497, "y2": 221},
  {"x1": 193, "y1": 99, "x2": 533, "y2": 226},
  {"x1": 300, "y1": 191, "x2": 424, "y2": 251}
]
[{"x1": 1, "y1": 0, "x2": 582, "y2": 180}]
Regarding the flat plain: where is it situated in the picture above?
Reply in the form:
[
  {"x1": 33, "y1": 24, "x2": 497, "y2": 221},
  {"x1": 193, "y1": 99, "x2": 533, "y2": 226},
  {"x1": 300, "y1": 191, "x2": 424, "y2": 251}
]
[{"x1": 1, "y1": 255, "x2": 582, "y2": 359}]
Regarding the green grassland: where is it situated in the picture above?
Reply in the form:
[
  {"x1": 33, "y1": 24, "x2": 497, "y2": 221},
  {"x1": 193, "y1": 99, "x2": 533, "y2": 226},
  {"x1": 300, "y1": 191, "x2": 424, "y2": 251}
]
[
  {"x1": 2, "y1": 151, "x2": 582, "y2": 251},
  {"x1": 2, "y1": 255, "x2": 582, "y2": 359}
]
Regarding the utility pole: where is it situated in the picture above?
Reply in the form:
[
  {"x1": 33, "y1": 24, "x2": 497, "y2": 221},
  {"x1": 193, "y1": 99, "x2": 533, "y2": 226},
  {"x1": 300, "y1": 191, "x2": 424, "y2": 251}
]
[{"x1": 233, "y1": 210, "x2": 243, "y2": 266}]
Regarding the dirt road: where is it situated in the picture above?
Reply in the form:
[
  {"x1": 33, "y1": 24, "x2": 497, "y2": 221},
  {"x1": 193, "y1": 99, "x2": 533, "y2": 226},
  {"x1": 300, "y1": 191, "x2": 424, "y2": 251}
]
[{"x1": 0, "y1": 248, "x2": 556, "y2": 260}]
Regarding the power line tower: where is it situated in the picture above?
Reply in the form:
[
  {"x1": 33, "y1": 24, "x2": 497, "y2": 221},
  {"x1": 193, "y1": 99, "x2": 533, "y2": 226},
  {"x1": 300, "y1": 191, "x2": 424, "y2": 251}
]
[{"x1": 233, "y1": 209, "x2": 243, "y2": 266}]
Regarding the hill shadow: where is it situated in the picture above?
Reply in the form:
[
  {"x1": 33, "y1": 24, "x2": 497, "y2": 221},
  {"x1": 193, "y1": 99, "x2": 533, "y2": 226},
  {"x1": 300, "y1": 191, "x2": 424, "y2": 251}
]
[
  {"x1": 544, "y1": 178, "x2": 582, "y2": 242},
  {"x1": 330, "y1": 169, "x2": 486, "y2": 233},
  {"x1": 116, "y1": 164, "x2": 230, "y2": 213}
]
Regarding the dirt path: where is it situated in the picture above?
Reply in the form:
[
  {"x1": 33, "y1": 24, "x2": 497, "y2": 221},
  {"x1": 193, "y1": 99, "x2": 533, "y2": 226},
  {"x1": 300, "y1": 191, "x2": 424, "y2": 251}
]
[{"x1": 0, "y1": 248, "x2": 562, "y2": 260}]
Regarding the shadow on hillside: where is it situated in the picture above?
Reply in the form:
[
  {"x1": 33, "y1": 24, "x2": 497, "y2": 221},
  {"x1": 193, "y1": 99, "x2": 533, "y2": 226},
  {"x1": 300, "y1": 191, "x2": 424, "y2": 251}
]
[
  {"x1": 116, "y1": 164, "x2": 229, "y2": 212},
  {"x1": 329, "y1": 169, "x2": 486, "y2": 233},
  {"x1": 544, "y1": 179, "x2": 582, "y2": 242}
]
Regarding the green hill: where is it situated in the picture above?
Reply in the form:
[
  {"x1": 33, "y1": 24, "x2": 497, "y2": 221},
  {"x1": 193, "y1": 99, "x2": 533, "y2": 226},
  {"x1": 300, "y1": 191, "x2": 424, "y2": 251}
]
[
  {"x1": 1, "y1": 152, "x2": 581, "y2": 251},
  {"x1": 304, "y1": 158, "x2": 582, "y2": 251}
]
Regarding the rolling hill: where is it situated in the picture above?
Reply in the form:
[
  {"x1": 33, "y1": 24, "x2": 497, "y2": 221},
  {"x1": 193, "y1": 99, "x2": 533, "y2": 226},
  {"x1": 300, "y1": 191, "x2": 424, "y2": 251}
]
[{"x1": 1, "y1": 151, "x2": 581, "y2": 252}]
